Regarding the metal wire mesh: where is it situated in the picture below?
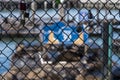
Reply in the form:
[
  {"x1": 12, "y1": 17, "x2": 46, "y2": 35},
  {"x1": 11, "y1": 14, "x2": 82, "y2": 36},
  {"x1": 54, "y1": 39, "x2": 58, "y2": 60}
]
[{"x1": 0, "y1": 0, "x2": 120, "y2": 80}]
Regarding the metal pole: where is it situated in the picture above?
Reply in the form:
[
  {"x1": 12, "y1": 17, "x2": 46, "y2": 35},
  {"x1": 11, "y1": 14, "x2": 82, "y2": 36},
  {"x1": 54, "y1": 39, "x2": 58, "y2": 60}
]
[
  {"x1": 103, "y1": 21, "x2": 109, "y2": 79},
  {"x1": 103, "y1": 21, "x2": 113, "y2": 79},
  {"x1": 108, "y1": 23, "x2": 113, "y2": 79}
]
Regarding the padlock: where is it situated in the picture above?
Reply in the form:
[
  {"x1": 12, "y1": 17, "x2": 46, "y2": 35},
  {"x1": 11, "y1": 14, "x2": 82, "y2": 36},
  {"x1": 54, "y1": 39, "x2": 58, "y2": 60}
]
[
  {"x1": 24, "y1": 12, "x2": 29, "y2": 18},
  {"x1": 20, "y1": 0, "x2": 26, "y2": 11}
]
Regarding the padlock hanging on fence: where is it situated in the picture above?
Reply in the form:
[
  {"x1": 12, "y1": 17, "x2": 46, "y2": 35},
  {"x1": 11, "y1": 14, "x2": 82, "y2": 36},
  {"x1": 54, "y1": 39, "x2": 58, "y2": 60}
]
[
  {"x1": 20, "y1": 19, "x2": 25, "y2": 25},
  {"x1": 20, "y1": 0, "x2": 26, "y2": 11},
  {"x1": 20, "y1": 0, "x2": 26, "y2": 25},
  {"x1": 88, "y1": 10, "x2": 93, "y2": 20},
  {"x1": 24, "y1": 12, "x2": 29, "y2": 18}
]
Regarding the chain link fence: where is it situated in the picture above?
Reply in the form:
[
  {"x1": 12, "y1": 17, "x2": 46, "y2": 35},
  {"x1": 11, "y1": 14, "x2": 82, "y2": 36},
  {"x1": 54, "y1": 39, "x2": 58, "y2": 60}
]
[{"x1": 0, "y1": 0, "x2": 120, "y2": 80}]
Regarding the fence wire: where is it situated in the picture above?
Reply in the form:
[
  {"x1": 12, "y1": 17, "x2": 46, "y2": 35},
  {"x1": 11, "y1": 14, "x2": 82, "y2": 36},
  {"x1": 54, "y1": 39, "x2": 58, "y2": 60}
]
[{"x1": 0, "y1": 0, "x2": 120, "y2": 80}]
